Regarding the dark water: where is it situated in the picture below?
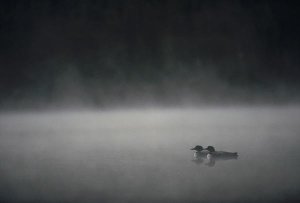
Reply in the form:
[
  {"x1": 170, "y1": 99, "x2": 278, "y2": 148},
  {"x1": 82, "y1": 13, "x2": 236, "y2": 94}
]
[{"x1": 0, "y1": 107, "x2": 300, "y2": 203}]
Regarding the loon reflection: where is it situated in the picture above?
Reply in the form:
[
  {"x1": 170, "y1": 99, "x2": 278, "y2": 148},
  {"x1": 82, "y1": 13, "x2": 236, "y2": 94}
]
[{"x1": 191, "y1": 145, "x2": 238, "y2": 167}]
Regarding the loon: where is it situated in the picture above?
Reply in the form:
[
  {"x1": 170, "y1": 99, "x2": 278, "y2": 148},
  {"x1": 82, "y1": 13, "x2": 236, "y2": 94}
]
[
  {"x1": 205, "y1": 146, "x2": 238, "y2": 158},
  {"x1": 190, "y1": 145, "x2": 209, "y2": 158}
]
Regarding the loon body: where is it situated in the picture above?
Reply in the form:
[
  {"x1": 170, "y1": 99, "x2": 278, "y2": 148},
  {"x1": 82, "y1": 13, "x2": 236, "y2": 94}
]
[
  {"x1": 205, "y1": 146, "x2": 238, "y2": 158},
  {"x1": 191, "y1": 145, "x2": 238, "y2": 166},
  {"x1": 190, "y1": 145, "x2": 208, "y2": 158}
]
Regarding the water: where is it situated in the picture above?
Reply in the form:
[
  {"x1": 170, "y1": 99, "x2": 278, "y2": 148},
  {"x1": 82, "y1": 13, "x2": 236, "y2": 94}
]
[{"x1": 0, "y1": 107, "x2": 300, "y2": 203}]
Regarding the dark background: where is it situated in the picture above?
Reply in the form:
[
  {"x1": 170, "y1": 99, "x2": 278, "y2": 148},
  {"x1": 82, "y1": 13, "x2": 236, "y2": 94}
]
[{"x1": 1, "y1": 0, "x2": 300, "y2": 108}]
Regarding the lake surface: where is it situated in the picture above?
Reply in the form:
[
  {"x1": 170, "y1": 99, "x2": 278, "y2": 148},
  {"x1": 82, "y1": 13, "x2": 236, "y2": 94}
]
[{"x1": 0, "y1": 107, "x2": 300, "y2": 203}]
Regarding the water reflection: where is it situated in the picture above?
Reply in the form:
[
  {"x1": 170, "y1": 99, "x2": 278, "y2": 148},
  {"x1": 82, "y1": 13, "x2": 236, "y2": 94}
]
[
  {"x1": 192, "y1": 153, "x2": 238, "y2": 167},
  {"x1": 191, "y1": 157, "x2": 204, "y2": 165}
]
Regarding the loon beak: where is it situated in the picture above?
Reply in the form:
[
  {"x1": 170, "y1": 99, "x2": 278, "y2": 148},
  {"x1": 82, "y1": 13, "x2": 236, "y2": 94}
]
[{"x1": 190, "y1": 147, "x2": 195, "y2": 150}]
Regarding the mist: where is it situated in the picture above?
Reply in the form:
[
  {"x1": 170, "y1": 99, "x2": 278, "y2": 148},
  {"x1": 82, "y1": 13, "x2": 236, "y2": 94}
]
[
  {"x1": 0, "y1": 0, "x2": 300, "y2": 108},
  {"x1": 1, "y1": 1, "x2": 300, "y2": 203},
  {"x1": 1, "y1": 108, "x2": 300, "y2": 202}
]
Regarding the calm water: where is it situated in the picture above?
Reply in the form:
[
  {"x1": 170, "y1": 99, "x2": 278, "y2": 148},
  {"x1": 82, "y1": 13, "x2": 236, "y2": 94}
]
[{"x1": 0, "y1": 107, "x2": 300, "y2": 203}]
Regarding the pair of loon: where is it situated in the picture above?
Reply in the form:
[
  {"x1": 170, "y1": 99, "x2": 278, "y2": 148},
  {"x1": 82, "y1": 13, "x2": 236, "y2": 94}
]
[{"x1": 190, "y1": 145, "x2": 238, "y2": 159}]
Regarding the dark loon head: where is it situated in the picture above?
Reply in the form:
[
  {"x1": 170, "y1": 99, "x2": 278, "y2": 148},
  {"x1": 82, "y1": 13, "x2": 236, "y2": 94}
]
[
  {"x1": 205, "y1": 146, "x2": 215, "y2": 153},
  {"x1": 190, "y1": 145, "x2": 203, "y2": 152}
]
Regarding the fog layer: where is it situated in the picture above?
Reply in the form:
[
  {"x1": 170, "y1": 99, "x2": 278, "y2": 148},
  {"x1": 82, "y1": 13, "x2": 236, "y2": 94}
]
[
  {"x1": 0, "y1": 107, "x2": 300, "y2": 202},
  {"x1": 1, "y1": 0, "x2": 300, "y2": 108}
]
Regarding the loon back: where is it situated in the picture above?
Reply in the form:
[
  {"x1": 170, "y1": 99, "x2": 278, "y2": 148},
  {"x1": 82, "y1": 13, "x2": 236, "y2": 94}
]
[
  {"x1": 210, "y1": 151, "x2": 238, "y2": 157},
  {"x1": 205, "y1": 146, "x2": 238, "y2": 157}
]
